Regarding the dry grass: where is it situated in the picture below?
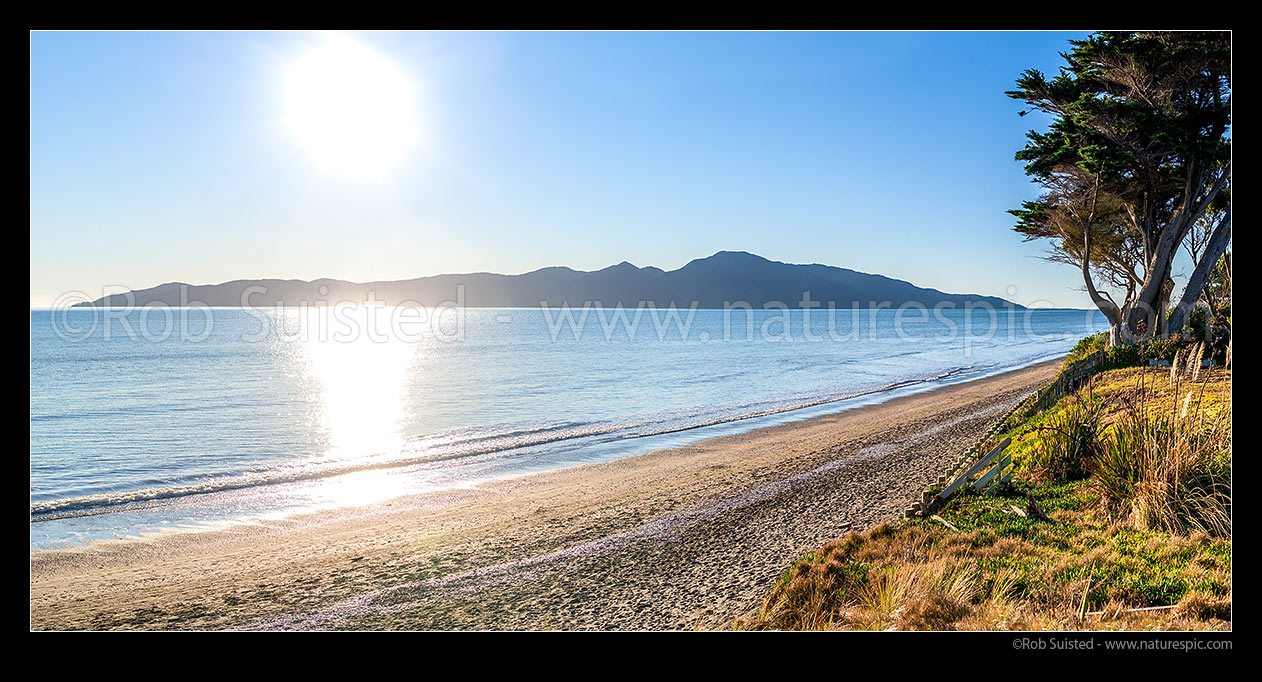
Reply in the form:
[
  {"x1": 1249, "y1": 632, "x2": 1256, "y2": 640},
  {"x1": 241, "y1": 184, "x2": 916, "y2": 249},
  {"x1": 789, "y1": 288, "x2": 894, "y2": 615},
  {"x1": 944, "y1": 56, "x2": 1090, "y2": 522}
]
[
  {"x1": 1094, "y1": 409, "x2": 1231, "y2": 537},
  {"x1": 1006, "y1": 363, "x2": 1230, "y2": 538},
  {"x1": 734, "y1": 494, "x2": 1231, "y2": 631},
  {"x1": 1087, "y1": 356, "x2": 1231, "y2": 538},
  {"x1": 734, "y1": 364, "x2": 1231, "y2": 631},
  {"x1": 1089, "y1": 366, "x2": 1231, "y2": 427}
]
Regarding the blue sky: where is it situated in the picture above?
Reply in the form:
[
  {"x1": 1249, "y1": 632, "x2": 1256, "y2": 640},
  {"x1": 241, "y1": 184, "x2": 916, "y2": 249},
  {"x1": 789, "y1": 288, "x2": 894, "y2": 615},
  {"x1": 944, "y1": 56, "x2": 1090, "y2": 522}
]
[{"x1": 31, "y1": 30, "x2": 1181, "y2": 308}]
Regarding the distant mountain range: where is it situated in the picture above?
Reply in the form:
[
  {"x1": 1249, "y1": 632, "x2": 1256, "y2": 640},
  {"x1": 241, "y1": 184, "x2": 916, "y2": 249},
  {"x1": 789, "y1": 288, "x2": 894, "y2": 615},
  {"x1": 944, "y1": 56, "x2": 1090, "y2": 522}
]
[{"x1": 77, "y1": 251, "x2": 1020, "y2": 309}]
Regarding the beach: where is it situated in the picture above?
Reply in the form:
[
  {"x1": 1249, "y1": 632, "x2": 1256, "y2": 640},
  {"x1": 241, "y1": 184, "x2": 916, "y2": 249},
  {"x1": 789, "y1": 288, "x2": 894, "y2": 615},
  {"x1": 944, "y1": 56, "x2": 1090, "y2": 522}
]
[{"x1": 31, "y1": 359, "x2": 1059, "y2": 630}]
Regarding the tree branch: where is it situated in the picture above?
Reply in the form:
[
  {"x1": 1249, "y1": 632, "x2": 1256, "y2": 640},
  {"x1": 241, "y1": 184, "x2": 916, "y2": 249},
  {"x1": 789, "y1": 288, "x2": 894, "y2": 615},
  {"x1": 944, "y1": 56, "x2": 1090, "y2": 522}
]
[
  {"x1": 1080, "y1": 172, "x2": 1121, "y2": 324},
  {"x1": 1168, "y1": 206, "x2": 1231, "y2": 333}
]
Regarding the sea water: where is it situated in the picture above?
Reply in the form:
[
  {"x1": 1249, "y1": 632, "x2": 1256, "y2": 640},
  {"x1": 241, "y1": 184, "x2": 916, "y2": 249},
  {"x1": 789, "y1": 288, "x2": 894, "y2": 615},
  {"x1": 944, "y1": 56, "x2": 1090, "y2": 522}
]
[{"x1": 30, "y1": 306, "x2": 1107, "y2": 549}]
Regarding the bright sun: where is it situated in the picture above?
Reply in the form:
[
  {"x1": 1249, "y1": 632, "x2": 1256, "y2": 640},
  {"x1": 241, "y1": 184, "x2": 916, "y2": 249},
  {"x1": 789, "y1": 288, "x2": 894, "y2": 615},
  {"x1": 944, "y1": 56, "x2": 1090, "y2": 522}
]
[{"x1": 284, "y1": 34, "x2": 419, "y2": 179}]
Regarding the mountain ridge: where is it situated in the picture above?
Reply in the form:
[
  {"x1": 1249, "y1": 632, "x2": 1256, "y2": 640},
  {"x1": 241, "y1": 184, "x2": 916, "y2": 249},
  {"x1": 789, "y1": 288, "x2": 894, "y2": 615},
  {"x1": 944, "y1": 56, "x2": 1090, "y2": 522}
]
[{"x1": 76, "y1": 251, "x2": 1022, "y2": 309}]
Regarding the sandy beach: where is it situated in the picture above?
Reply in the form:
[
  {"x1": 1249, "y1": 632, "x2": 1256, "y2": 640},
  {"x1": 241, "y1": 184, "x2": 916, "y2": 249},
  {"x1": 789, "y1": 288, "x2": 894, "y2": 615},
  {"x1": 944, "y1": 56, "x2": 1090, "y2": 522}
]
[{"x1": 31, "y1": 360, "x2": 1059, "y2": 630}]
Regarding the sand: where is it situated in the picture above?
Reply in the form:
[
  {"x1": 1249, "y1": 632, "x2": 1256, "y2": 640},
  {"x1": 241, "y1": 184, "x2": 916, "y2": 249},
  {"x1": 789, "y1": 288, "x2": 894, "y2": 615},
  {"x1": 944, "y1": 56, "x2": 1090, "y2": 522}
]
[{"x1": 30, "y1": 360, "x2": 1059, "y2": 630}]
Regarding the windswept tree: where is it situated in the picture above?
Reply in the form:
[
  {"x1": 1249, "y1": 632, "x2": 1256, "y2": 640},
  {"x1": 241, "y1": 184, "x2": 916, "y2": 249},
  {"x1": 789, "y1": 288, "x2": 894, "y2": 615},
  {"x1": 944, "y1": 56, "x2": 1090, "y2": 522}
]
[
  {"x1": 1011, "y1": 168, "x2": 1148, "y2": 341},
  {"x1": 1199, "y1": 250, "x2": 1232, "y2": 327},
  {"x1": 1008, "y1": 31, "x2": 1231, "y2": 344},
  {"x1": 1170, "y1": 196, "x2": 1231, "y2": 332}
]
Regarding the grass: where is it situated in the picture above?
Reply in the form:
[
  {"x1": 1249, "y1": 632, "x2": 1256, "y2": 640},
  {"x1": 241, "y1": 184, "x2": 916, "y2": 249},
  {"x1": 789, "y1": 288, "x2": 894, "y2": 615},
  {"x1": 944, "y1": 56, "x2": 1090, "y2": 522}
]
[
  {"x1": 735, "y1": 479, "x2": 1230, "y2": 631},
  {"x1": 1064, "y1": 332, "x2": 1109, "y2": 366},
  {"x1": 998, "y1": 367, "x2": 1230, "y2": 479},
  {"x1": 1090, "y1": 359, "x2": 1232, "y2": 538},
  {"x1": 1023, "y1": 397, "x2": 1102, "y2": 483},
  {"x1": 734, "y1": 356, "x2": 1230, "y2": 631}
]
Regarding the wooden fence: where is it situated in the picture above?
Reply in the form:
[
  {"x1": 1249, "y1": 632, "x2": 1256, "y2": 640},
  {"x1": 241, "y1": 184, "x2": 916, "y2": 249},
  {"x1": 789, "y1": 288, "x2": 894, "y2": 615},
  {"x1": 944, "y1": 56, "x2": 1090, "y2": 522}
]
[
  {"x1": 1017, "y1": 349, "x2": 1110, "y2": 420},
  {"x1": 905, "y1": 348, "x2": 1111, "y2": 519}
]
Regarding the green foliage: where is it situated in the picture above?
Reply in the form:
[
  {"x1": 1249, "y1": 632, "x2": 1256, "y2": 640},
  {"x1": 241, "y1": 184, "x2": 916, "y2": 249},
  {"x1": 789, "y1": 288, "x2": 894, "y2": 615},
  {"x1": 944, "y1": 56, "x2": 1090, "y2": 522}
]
[
  {"x1": 1208, "y1": 325, "x2": 1231, "y2": 366},
  {"x1": 1065, "y1": 333, "x2": 1108, "y2": 367},
  {"x1": 1027, "y1": 397, "x2": 1102, "y2": 482},
  {"x1": 1093, "y1": 411, "x2": 1232, "y2": 538},
  {"x1": 935, "y1": 479, "x2": 1231, "y2": 611},
  {"x1": 1007, "y1": 32, "x2": 1231, "y2": 344},
  {"x1": 1062, "y1": 333, "x2": 1178, "y2": 377},
  {"x1": 1058, "y1": 331, "x2": 1219, "y2": 372},
  {"x1": 1134, "y1": 334, "x2": 1220, "y2": 365},
  {"x1": 1204, "y1": 252, "x2": 1231, "y2": 326},
  {"x1": 1007, "y1": 32, "x2": 1231, "y2": 187},
  {"x1": 1188, "y1": 307, "x2": 1209, "y2": 344},
  {"x1": 1139, "y1": 336, "x2": 1182, "y2": 363},
  {"x1": 1103, "y1": 343, "x2": 1141, "y2": 368}
]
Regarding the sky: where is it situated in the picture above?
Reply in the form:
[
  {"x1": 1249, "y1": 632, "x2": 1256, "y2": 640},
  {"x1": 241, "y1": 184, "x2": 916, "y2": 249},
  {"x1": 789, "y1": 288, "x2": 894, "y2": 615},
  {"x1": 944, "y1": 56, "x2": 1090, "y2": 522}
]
[{"x1": 31, "y1": 30, "x2": 1198, "y2": 309}]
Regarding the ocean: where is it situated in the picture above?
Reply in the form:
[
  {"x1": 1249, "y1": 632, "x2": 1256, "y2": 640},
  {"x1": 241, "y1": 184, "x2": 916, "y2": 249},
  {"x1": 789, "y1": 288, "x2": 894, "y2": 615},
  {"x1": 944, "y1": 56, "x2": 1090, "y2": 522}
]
[{"x1": 30, "y1": 305, "x2": 1108, "y2": 549}]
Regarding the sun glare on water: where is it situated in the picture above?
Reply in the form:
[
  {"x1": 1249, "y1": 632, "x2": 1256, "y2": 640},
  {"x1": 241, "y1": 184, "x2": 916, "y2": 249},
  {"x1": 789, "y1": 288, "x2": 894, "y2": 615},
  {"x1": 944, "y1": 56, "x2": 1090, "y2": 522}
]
[
  {"x1": 293, "y1": 307, "x2": 419, "y2": 508},
  {"x1": 284, "y1": 33, "x2": 420, "y2": 179},
  {"x1": 298, "y1": 309, "x2": 414, "y2": 462}
]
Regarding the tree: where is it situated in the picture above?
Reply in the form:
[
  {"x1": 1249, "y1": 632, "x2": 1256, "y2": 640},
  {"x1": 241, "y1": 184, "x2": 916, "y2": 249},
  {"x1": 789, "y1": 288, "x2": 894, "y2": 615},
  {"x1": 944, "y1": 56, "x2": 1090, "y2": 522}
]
[
  {"x1": 1010, "y1": 166, "x2": 1147, "y2": 345},
  {"x1": 1202, "y1": 251, "x2": 1231, "y2": 326},
  {"x1": 1007, "y1": 31, "x2": 1231, "y2": 344},
  {"x1": 1169, "y1": 198, "x2": 1231, "y2": 333}
]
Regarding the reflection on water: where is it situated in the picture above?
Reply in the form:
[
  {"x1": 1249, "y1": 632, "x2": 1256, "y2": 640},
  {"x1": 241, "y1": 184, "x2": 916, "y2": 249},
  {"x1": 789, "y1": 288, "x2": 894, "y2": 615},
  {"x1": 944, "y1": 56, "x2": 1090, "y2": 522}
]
[
  {"x1": 30, "y1": 306, "x2": 1110, "y2": 548},
  {"x1": 296, "y1": 307, "x2": 420, "y2": 505},
  {"x1": 297, "y1": 308, "x2": 414, "y2": 462},
  {"x1": 307, "y1": 468, "x2": 412, "y2": 509}
]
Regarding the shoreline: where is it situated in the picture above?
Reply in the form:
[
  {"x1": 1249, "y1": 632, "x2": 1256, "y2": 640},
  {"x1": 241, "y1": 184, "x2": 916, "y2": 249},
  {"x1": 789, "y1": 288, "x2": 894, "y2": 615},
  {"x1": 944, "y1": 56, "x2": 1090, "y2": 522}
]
[
  {"x1": 31, "y1": 359, "x2": 1061, "y2": 630},
  {"x1": 30, "y1": 352, "x2": 1065, "y2": 544}
]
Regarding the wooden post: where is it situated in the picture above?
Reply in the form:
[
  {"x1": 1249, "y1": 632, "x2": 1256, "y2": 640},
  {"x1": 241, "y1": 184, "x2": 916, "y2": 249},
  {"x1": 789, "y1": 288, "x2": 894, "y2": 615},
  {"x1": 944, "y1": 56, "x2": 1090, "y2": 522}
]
[{"x1": 938, "y1": 437, "x2": 1011, "y2": 502}]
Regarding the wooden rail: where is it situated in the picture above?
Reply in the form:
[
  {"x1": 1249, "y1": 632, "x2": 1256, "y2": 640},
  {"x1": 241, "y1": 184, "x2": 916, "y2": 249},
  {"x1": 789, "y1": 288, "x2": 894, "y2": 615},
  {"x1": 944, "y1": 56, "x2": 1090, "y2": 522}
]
[
  {"x1": 1014, "y1": 349, "x2": 1109, "y2": 422},
  {"x1": 904, "y1": 348, "x2": 1111, "y2": 519},
  {"x1": 936, "y1": 437, "x2": 1010, "y2": 500}
]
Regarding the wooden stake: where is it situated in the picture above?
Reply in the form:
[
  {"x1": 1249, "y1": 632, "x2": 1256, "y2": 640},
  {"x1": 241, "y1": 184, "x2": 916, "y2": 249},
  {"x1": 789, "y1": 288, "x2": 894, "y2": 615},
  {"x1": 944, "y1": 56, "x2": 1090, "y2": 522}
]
[{"x1": 1026, "y1": 493, "x2": 1053, "y2": 523}]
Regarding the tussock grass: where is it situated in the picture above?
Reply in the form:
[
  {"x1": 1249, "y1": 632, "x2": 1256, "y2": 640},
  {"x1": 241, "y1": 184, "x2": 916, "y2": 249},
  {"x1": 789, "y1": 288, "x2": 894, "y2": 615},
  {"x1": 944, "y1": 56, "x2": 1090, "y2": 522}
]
[
  {"x1": 1026, "y1": 395, "x2": 1102, "y2": 483},
  {"x1": 1091, "y1": 355, "x2": 1231, "y2": 538},
  {"x1": 736, "y1": 364, "x2": 1230, "y2": 631},
  {"x1": 735, "y1": 481, "x2": 1231, "y2": 631}
]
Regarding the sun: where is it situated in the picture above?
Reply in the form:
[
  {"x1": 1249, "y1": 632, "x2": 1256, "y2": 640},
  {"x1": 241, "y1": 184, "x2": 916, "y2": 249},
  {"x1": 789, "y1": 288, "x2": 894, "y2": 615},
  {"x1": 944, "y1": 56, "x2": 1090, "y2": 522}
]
[{"x1": 284, "y1": 34, "x2": 419, "y2": 179}]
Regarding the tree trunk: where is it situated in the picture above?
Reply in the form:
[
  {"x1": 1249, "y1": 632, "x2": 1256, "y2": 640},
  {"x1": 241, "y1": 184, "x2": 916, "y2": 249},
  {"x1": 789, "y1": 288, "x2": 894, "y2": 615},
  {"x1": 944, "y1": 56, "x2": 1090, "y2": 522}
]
[
  {"x1": 1079, "y1": 174, "x2": 1123, "y2": 345},
  {"x1": 1124, "y1": 166, "x2": 1229, "y2": 342},
  {"x1": 1124, "y1": 240, "x2": 1178, "y2": 342},
  {"x1": 1155, "y1": 275, "x2": 1174, "y2": 337},
  {"x1": 1168, "y1": 210, "x2": 1231, "y2": 334}
]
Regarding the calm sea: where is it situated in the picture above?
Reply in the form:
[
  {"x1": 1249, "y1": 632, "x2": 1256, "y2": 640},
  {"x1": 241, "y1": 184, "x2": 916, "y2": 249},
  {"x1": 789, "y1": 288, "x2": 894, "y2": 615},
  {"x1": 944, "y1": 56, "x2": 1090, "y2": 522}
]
[{"x1": 30, "y1": 306, "x2": 1107, "y2": 549}]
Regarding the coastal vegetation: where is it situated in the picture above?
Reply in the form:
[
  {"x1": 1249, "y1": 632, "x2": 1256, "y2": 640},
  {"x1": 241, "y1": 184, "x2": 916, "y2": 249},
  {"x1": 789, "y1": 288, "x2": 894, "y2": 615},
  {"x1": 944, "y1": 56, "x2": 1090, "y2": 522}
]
[
  {"x1": 735, "y1": 347, "x2": 1231, "y2": 631},
  {"x1": 1007, "y1": 32, "x2": 1231, "y2": 345}
]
